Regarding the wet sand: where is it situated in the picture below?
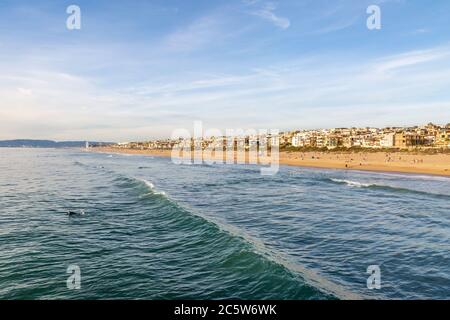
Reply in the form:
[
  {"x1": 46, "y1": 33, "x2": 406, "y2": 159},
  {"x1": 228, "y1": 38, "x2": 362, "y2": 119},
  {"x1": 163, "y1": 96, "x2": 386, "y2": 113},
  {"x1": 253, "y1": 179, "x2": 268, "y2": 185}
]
[{"x1": 92, "y1": 147, "x2": 450, "y2": 177}]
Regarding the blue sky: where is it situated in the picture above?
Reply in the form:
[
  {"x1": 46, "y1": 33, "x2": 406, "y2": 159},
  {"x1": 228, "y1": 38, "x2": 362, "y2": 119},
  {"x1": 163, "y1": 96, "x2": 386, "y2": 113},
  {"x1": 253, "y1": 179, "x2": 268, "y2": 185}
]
[{"x1": 1, "y1": 0, "x2": 450, "y2": 141}]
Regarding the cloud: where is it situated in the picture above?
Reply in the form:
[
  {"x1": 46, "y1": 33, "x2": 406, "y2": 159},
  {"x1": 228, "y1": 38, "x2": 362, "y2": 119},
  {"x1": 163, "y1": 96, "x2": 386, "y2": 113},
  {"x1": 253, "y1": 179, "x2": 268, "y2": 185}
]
[
  {"x1": 160, "y1": 7, "x2": 248, "y2": 53},
  {"x1": 309, "y1": 15, "x2": 359, "y2": 35},
  {"x1": 163, "y1": 16, "x2": 221, "y2": 52},
  {"x1": 373, "y1": 47, "x2": 450, "y2": 74},
  {"x1": 413, "y1": 28, "x2": 430, "y2": 34},
  {"x1": 17, "y1": 87, "x2": 33, "y2": 96},
  {"x1": 3, "y1": 44, "x2": 450, "y2": 140},
  {"x1": 249, "y1": 2, "x2": 290, "y2": 29}
]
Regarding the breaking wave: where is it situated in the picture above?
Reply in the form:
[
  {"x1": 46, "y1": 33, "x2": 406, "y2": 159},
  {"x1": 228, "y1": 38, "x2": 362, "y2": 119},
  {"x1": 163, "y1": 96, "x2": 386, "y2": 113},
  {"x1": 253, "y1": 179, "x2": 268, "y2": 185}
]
[{"x1": 328, "y1": 178, "x2": 450, "y2": 199}]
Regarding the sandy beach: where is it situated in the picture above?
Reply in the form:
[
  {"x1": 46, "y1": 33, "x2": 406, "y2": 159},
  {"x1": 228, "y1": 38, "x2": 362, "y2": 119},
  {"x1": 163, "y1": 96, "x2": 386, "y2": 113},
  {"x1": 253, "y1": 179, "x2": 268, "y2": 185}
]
[{"x1": 93, "y1": 147, "x2": 450, "y2": 177}]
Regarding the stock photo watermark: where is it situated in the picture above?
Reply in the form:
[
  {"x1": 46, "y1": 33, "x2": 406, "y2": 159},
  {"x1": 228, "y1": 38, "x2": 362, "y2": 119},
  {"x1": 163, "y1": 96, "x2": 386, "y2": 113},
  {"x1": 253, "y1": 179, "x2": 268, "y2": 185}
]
[
  {"x1": 66, "y1": 264, "x2": 81, "y2": 290},
  {"x1": 64, "y1": 4, "x2": 380, "y2": 32},
  {"x1": 66, "y1": 5, "x2": 81, "y2": 30},
  {"x1": 367, "y1": 265, "x2": 381, "y2": 290},
  {"x1": 171, "y1": 121, "x2": 280, "y2": 176},
  {"x1": 367, "y1": 5, "x2": 381, "y2": 30}
]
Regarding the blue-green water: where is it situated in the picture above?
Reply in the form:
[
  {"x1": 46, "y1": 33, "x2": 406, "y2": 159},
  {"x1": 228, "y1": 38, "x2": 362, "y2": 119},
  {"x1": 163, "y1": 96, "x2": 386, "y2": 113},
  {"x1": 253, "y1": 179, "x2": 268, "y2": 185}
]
[{"x1": 0, "y1": 148, "x2": 449, "y2": 300}]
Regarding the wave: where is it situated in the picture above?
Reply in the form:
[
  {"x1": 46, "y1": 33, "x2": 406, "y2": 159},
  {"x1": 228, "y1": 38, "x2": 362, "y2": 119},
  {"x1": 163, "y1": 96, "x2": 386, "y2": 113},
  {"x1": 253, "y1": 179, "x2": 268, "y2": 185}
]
[
  {"x1": 137, "y1": 176, "x2": 362, "y2": 299},
  {"x1": 135, "y1": 178, "x2": 167, "y2": 196},
  {"x1": 330, "y1": 179, "x2": 373, "y2": 188},
  {"x1": 73, "y1": 160, "x2": 115, "y2": 176},
  {"x1": 208, "y1": 218, "x2": 364, "y2": 300},
  {"x1": 370, "y1": 171, "x2": 450, "y2": 182},
  {"x1": 328, "y1": 178, "x2": 450, "y2": 199},
  {"x1": 109, "y1": 174, "x2": 360, "y2": 300}
]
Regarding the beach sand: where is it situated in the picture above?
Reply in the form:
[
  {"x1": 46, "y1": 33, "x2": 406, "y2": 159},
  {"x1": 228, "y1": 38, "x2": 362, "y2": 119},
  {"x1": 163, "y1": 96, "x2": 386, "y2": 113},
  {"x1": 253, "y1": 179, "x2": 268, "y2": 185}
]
[{"x1": 93, "y1": 147, "x2": 450, "y2": 177}]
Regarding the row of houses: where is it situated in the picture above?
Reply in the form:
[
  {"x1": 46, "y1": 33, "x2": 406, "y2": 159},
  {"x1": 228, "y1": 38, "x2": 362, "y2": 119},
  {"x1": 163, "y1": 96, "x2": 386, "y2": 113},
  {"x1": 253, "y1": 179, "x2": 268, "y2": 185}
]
[
  {"x1": 288, "y1": 123, "x2": 450, "y2": 149},
  {"x1": 113, "y1": 123, "x2": 450, "y2": 151}
]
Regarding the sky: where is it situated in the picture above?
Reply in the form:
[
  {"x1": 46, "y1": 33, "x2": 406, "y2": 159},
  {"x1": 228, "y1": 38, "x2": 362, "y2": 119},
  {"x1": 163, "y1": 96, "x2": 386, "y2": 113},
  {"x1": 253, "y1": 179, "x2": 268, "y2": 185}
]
[{"x1": 1, "y1": 0, "x2": 450, "y2": 141}]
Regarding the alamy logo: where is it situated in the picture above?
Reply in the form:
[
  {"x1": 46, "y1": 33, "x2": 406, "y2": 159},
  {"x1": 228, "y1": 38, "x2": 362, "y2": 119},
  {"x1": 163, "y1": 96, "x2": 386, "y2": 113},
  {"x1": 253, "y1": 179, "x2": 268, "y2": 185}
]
[
  {"x1": 367, "y1": 5, "x2": 381, "y2": 30},
  {"x1": 367, "y1": 265, "x2": 381, "y2": 290},
  {"x1": 66, "y1": 265, "x2": 81, "y2": 290},
  {"x1": 66, "y1": 5, "x2": 81, "y2": 30},
  {"x1": 171, "y1": 121, "x2": 280, "y2": 176}
]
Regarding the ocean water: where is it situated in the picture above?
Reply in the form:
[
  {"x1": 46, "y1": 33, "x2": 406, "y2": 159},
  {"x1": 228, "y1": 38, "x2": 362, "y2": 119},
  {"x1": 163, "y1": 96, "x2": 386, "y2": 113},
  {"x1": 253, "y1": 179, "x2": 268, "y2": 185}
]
[{"x1": 0, "y1": 148, "x2": 449, "y2": 300}]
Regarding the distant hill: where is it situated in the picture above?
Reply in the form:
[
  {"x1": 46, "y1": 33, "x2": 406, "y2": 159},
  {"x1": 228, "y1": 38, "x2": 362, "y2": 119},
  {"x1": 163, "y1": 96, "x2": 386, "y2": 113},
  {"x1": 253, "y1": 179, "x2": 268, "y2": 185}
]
[{"x1": 0, "y1": 139, "x2": 113, "y2": 148}]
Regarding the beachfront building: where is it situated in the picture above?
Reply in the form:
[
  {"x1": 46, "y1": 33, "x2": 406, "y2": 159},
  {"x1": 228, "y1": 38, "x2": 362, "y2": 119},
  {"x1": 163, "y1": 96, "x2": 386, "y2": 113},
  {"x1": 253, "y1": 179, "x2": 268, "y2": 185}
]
[
  {"x1": 269, "y1": 135, "x2": 279, "y2": 148},
  {"x1": 325, "y1": 134, "x2": 342, "y2": 149},
  {"x1": 292, "y1": 132, "x2": 311, "y2": 147},
  {"x1": 394, "y1": 132, "x2": 426, "y2": 148},
  {"x1": 380, "y1": 133, "x2": 395, "y2": 148},
  {"x1": 362, "y1": 136, "x2": 380, "y2": 148},
  {"x1": 104, "y1": 123, "x2": 450, "y2": 152},
  {"x1": 435, "y1": 128, "x2": 450, "y2": 148}
]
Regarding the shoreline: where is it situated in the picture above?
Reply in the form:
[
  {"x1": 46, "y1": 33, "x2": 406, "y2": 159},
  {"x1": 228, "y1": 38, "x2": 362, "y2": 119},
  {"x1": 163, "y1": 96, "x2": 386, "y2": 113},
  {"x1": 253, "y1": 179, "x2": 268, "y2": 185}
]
[{"x1": 92, "y1": 147, "x2": 450, "y2": 177}]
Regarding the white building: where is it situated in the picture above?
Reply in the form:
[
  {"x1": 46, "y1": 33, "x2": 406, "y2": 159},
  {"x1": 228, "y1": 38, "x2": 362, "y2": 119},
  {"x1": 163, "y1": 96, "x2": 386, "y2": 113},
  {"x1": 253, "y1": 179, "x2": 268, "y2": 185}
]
[
  {"x1": 292, "y1": 132, "x2": 310, "y2": 147},
  {"x1": 380, "y1": 133, "x2": 395, "y2": 148}
]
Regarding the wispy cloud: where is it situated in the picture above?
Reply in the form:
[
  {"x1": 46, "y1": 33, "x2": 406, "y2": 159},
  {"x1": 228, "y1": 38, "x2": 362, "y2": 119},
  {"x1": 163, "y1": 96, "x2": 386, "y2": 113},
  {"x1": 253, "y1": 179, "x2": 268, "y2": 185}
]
[
  {"x1": 413, "y1": 28, "x2": 430, "y2": 35},
  {"x1": 248, "y1": 1, "x2": 290, "y2": 29},
  {"x1": 163, "y1": 15, "x2": 222, "y2": 52},
  {"x1": 1, "y1": 0, "x2": 450, "y2": 140},
  {"x1": 373, "y1": 47, "x2": 450, "y2": 74},
  {"x1": 2, "y1": 44, "x2": 450, "y2": 140}
]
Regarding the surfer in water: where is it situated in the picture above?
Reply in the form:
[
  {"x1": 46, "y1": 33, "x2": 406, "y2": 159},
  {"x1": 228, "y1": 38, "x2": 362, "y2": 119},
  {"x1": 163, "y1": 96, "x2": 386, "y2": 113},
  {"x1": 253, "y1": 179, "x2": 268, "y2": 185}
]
[{"x1": 66, "y1": 209, "x2": 85, "y2": 216}]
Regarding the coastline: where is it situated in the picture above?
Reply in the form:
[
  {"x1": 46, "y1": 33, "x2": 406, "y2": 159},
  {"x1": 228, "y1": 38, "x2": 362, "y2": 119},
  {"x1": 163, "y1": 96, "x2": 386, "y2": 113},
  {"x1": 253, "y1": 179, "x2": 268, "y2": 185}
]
[{"x1": 92, "y1": 147, "x2": 450, "y2": 177}]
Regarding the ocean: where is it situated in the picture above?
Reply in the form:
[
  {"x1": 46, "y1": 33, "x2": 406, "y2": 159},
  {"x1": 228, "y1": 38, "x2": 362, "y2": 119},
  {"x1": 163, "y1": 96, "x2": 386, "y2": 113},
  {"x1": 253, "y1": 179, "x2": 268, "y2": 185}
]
[{"x1": 0, "y1": 148, "x2": 449, "y2": 300}]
